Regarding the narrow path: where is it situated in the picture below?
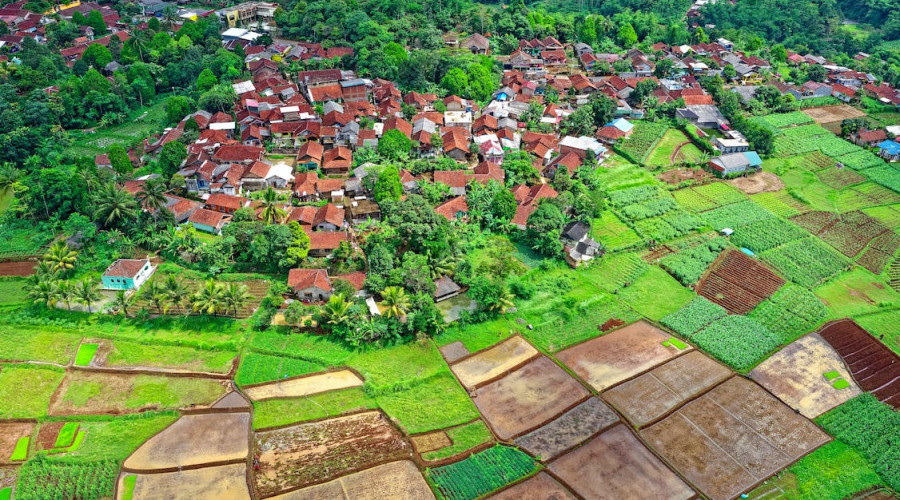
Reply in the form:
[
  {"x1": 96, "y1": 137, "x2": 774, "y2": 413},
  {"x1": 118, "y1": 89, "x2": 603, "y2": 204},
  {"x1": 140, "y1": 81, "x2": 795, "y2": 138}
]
[{"x1": 670, "y1": 141, "x2": 692, "y2": 163}]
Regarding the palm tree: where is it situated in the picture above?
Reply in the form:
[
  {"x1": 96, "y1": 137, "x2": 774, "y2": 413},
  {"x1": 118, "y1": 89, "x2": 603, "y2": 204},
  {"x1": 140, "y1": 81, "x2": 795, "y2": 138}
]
[
  {"x1": 259, "y1": 187, "x2": 287, "y2": 225},
  {"x1": 43, "y1": 241, "x2": 78, "y2": 273},
  {"x1": 30, "y1": 260, "x2": 58, "y2": 281},
  {"x1": 28, "y1": 278, "x2": 58, "y2": 308},
  {"x1": 319, "y1": 293, "x2": 352, "y2": 327},
  {"x1": 222, "y1": 283, "x2": 252, "y2": 317},
  {"x1": 111, "y1": 290, "x2": 135, "y2": 316},
  {"x1": 0, "y1": 162, "x2": 21, "y2": 200},
  {"x1": 381, "y1": 286, "x2": 410, "y2": 320},
  {"x1": 94, "y1": 183, "x2": 138, "y2": 227},
  {"x1": 75, "y1": 279, "x2": 102, "y2": 313},
  {"x1": 141, "y1": 280, "x2": 167, "y2": 314},
  {"x1": 192, "y1": 279, "x2": 225, "y2": 316},
  {"x1": 55, "y1": 280, "x2": 73, "y2": 311},
  {"x1": 126, "y1": 31, "x2": 148, "y2": 62},
  {"x1": 162, "y1": 275, "x2": 188, "y2": 314},
  {"x1": 137, "y1": 177, "x2": 168, "y2": 214}
]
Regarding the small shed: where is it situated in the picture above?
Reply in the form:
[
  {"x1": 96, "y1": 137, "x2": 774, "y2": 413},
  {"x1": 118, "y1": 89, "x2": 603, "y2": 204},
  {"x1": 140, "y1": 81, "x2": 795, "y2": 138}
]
[{"x1": 434, "y1": 276, "x2": 462, "y2": 303}]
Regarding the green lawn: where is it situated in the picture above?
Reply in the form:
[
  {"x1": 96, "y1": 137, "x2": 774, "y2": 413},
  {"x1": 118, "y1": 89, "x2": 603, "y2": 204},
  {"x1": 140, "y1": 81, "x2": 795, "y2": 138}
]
[
  {"x1": 590, "y1": 211, "x2": 643, "y2": 251},
  {"x1": 617, "y1": 265, "x2": 694, "y2": 320},
  {"x1": 249, "y1": 330, "x2": 355, "y2": 366},
  {"x1": 645, "y1": 129, "x2": 695, "y2": 168},
  {"x1": 374, "y1": 372, "x2": 480, "y2": 434},
  {"x1": 68, "y1": 98, "x2": 169, "y2": 157},
  {"x1": 0, "y1": 278, "x2": 26, "y2": 306},
  {"x1": 436, "y1": 316, "x2": 515, "y2": 353},
  {"x1": 55, "y1": 372, "x2": 225, "y2": 413},
  {"x1": 252, "y1": 387, "x2": 378, "y2": 430},
  {"x1": 0, "y1": 326, "x2": 82, "y2": 364},
  {"x1": 73, "y1": 343, "x2": 99, "y2": 367},
  {"x1": 422, "y1": 420, "x2": 494, "y2": 461},
  {"x1": 103, "y1": 339, "x2": 237, "y2": 373},
  {"x1": 53, "y1": 413, "x2": 178, "y2": 462},
  {"x1": 862, "y1": 204, "x2": 900, "y2": 231},
  {"x1": 814, "y1": 268, "x2": 898, "y2": 318},
  {"x1": 0, "y1": 365, "x2": 64, "y2": 419},
  {"x1": 235, "y1": 351, "x2": 325, "y2": 386}
]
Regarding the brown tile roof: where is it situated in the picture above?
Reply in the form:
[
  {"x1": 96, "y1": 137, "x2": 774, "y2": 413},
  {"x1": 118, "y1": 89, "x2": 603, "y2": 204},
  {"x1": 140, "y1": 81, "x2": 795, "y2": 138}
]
[
  {"x1": 104, "y1": 259, "x2": 148, "y2": 278},
  {"x1": 317, "y1": 178, "x2": 343, "y2": 193},
  {"x1": 288, "y1": 268, "x2": 332, "y2": 292},
  {"x1": 308, "y1": 230, "x2": 348, "y2": 250},
  {"x1": 206, "y1": 193, "x2": 248, "y2": 211},
  {"x1": 858, "y1": 130, "x2": 887, "y2": 143},
  {"x1": 245, "y1": 161, "x2": 271, "y2": 179},
  {"x1": 435, "y1": 196, "x2": 468, "y2": 220},
  {"x1": 433, "y1": 170, "x2": 468, "y2": 188},
  {"x1": 442, "y1": 131, "x2": 469, "y2": 154},
  {"x1": 314, "y1": 203, "x2": 345, "y2": 227},
  {"x1": 213, "y1": 144, "x2": 264, "y2": 162},
  {"x1": 323, "y1": 146, "x2": 352, "y2": 170},
  {"x1": 188, "y1": 208, "x2": 228, "y2": 227},
  {"x1": 511, "y1": 203, "x2": 536, "y2": 227},
  {"x1": 297, "y1": 141, "x2": 324, "y2": 162},
  {"x1": 288, "y1": 205, "x2": 318, "y2": 224},
  {"x1": 332, "y1": 271, "x2": 366, "y2": 291},
  {"x1": 383, "y1": 116, "x2": 413, "y2": 139},
  {"x1": 309, "y1": 83, "x2": 343, "y2": 103}
]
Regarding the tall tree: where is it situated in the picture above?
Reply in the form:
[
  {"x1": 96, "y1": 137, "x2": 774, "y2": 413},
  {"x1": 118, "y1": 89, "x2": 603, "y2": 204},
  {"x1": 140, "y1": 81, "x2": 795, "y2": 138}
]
[
  {"x1": 43, "y1": 241, "x2": 78, "y2": 273},
  {"x1": 137, "y1": 178, "x2": 168, "y2": 214},
  {"x1": 374, "y1": 165, "x2": 403, "y2": 203},
  {"x1": 192, "y1": 279, "x2": 225, "y2": 316},
  {"x1": 222, "y1": 282, "x2": 252, "y2": 317},
  {"x1": 75, "y1": 278, "x2": 102, "y2": 313},
  {"x1": 94, "y1": 183, "x2": 137, "y2": 227},
  {"x1": 259, "y1": 187, "x2": 287, "y2": 225},
  {"x1": 381, "y1": 286, "x2": 410, "y2": 319}
]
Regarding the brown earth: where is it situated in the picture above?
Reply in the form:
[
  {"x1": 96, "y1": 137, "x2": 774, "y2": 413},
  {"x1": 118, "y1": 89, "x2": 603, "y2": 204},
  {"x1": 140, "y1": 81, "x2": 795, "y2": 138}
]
[
  {"x1": 642, "y1": 377, "x2": 830, "y2": 500},
  {"x1": 0, "y1": 261, "x2": 35, "y2": 276},
  {"x1": 212, "y1": 391, "x2": 251, "y2": 410},
  {"x1": 124, "y1": 413, "x2": 249, "y2": 471},
  {"x1": 122, "y1": 463, "x2": 251, "y2": 500},
  {"x1": 729, "y1": 172, "x2": 785, "y2": 195},
  {"x1": 749, "y1": 334, "x2": 861, "y2": 418},
  {"x1": 549, "y1": 424, "x2": 694, "y2": 500},
  {"x1": 556, "y1": 320, "x2": 688, "y2": 392},
  {"x1": 268, "y1": 461, "x2": 435, "y2": 500},
  {"x1": 0, "y1": 466, "x2": 16, "y2": 488},
  {"x1": 410, "y1": 431, "x2": 451, "y2": 454},
  {"x1": 439, "y1": 342, "x2": 470, "y2": 363},
  {"x1": 488, "y1": 472, "x2": 578, "y2": 500},
  {"x1": 0, "y1": 423, "x2": 33, "y2": 461},
  {"x1": 253, "y1": 411, "x2": 412, "y2": 497},
  {"x1": 599, "y1": 318, "x2": 625, "y2": 331},
  {"x1": 472, "y1": 356, "x2": 589, "y2": 440},
  {"x1": 818, "y1": 319, "x2": 900, "y2": 408},
  {"x1": 451, "y1": 336, "x2": 539, "y2": 389},
  {"x1": 803, "y1": 105, "x2": 865, "y2": 124},
  {"x1": 513, "y1": 397, "x2": 618, "y2": 462},
  {"x1": 243, "y1": 370, "x2": 363, "y2": 401},
  {"x1": 697, "y1": 249, "x2": 784, "y2": 314},
  {"x1": 658, "y1": 168, "x2": 712, "y2": 185},
  {"x1": 34, "y1": 422, "x2": 65, "y2": 451},
  {"x1": 603, "y1": 351, "x2": 732, "y2": 427}
]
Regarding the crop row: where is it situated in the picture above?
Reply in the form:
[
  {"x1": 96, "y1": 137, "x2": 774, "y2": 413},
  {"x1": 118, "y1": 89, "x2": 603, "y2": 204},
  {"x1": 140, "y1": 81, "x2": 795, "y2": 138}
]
[
  {"x1": 729, "y1": 217, "x2": 808, "y2": 254},
  {"x1": 617, "y1": 121, "x2": 669, "y2": 163},
  {"x1": 864, "y1": 165, "x2": 900, "y2": 194},
  {"x1": 761, "y1": 237, "x2": 850, "y2": 287},
  {"x1": 748, "y1": 284, "x2": 827, "y2": 343},
  {"x1": 14, "y1": 456, "x2": 119, "y2": 500},
  {"x1": 660, "y1": 237, "x2": 728, "y2": 285},
  {"x1": 835, "y1": 150, "x2": 884, "y2": 171},
  {"x1": 690, "y1": 315, "x2": 781, "y2": 372},
  {"x1": 701, "y1": 200, "x2": 775, "y2": 231},
  {"x1": 633, "y1": 211, "x2": 704, "y2": 242},
  {"x1": 661, "y1": 297, "x2": 728, "y2": 337},
  {"x1": 759, "y1": 111, "x2": 815, "y2": 129},
  {"x1": 428, "y1": 445, "x2": 538, "y2": 500},
  {"x1": 608, "y1": 185, "x2": 665, "y2": 208},
  {"x1": 620, "y1": 197, "x2": 677, "y2": 221}
]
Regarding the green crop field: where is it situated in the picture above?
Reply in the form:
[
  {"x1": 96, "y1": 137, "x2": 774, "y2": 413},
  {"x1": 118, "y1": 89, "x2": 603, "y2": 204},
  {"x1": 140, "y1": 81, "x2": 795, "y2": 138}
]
[{"x1": 428, "y1": 445, "x2": 538, "y2": 500}]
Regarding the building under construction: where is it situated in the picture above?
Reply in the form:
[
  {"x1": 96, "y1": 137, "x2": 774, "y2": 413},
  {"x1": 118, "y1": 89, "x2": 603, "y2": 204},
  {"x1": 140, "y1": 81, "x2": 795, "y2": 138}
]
[{"x1": 216, "y1": 2, "x2": 277, "y2": 28}]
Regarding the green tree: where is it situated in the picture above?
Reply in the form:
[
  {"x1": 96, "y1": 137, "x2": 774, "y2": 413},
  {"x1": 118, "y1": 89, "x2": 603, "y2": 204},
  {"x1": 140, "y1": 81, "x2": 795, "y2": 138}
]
[
  {"x1": 525, "y1": 202, "x2": 565, "y2": 255},
  {"x1": 319, "y1": 293, "x2": 353, "y2": 328},
  {"x1": 94, "y1": 182, "x2": 137, "y2": 227},
  {"x1": 43, "y1": 241, "x2": 78, "y2": 273},
  {"x1": 440, "y1": 67, "x2": 469, "y2": 96},
  {"x1": 259, "y1": 187, "x2": 287, "y2": 224},
  {"x1": 107, "y1": 144, "x2": 132, "y2": 176},
  {"x1": 196, "y1": 68, "x2": 218, "y2": 93},
  {"x1": 617, "y1": 22, "x2": 637, "y2": 47},
  {"x1": 192, "y1": 279, "x2": 225, "y2": 316},
  {"x1": 111, "y1": 290, "x2": 134, "y2": 316},
  {"x1": 222, "y1": 282, "x2": 252, "y2": 317},
  {"x1": 377, "y1": 129, "x2": 412, "y2": 161},
  {"x1": 285, "y1": 221, "x2": 311, "y2": 265},
  {"x1": 165, "y1": 96, "x2": 192, "y2": 124},
  {"x1": 159, "y1": 141, "x2": 187, "y2": 178},
  {"x1": 75, "y1": 278, "x2": 102, "y2": 313},
  {"x1": 163, "y1": 275, "x2": 189, "y2": 314},
  {"x1": 374, "y1": 165, "x2": 403, "y2": 203},
  {"x1": 28, "y1": 278, "x2": 58, "y2": 309},
  {"x1": 81, "y1": 43, "x2": 112, "y2": 70},
  {"x1": 381, "y1": 286, "x2": 410, "y2": 319},
  {"x1": 137, "y1": 177, "x2": 168, "y2": 214},
  {"x1": 85, "y1": 10, "x2": 108, "y2": 35}
]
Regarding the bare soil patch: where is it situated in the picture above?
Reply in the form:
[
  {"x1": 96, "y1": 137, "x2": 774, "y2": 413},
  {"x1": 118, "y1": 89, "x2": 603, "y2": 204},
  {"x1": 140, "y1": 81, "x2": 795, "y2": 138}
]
[
  {"x1": 750, "y1": 334, "x2": 861, "y2": 418},
  {"x1": 0, "y1": 261, "x2": 35, "y2": 276},
  {"x1": 556, "y1": 320, "x2": 689, "y2": 392},
  {"x1": 269, "y1": 461, "x2": 435, "y2": 500},
  {"x1": 697, "y1": 249, "x2": 784, "y2": 314},
  {"x1": 123, "y1": 463, "x2": 251, "y2": 500},
  {"x1": 410, "y1": 431, "x2": 451, "y2": 454},
  {"x1": 729, "y1": 172, "x2": 784, "y2": 195},
  {"x1": 124, "y1": 413, "x2": 249, "y2": 471},
  {"x1": 818, "y1": 319, "x2": 900, "y2": 408},
  {"x1": 659, "y1": 168, "x2": 712, "y2": 185},
  {"x1": 34, "y1": 422, "x2": 65, "y2": 451},
  {"x1": 440, "y1": 342, "x2": 470, "y2": 363},
  {"x1": 603, "y1": 351, "x2": 731, "y2": 427},
  {"x1": 599, "y1": 318, "x2": 625, "y2": 331},
  {"x1": 488, "y1": 472, "x2": 577, "y2": 500},
  {"x1": 212, "y1": 391, "x2": 251, "y2": 410},
  {"x1": 549, "y1": 424, "x2": 694, "y2": 500},
  {"x1": 472, "y1": 356, "x2": 589, "y2": 440},
  {"x1": 514, "y1": 397, "x2": 618, "y2": 461},
  {"x1": 803, "y1": 105, "x2": 865, "y2": 124},
  {"x1": 0, "y1": 423, "x2": 33, "y2": 460},
  {"x1": 253, "y1": 411, "x2": 412, "y2": 497},
  {"x1": 642, "y1": 377, "x2": 829, "y2": 500},
  {"x1": 451, "y1": 336, "x2": 539, "y2": 389},
  {"x1": 243, "y1": 370, "x2": 363, "y2": 401}
]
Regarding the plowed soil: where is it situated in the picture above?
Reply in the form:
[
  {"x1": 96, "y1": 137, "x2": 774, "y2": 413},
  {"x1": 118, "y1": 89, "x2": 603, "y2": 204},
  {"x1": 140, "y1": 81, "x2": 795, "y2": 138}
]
[
  {"x1": 729, "y1": 172, "x2": 784, "y2": 195},
  {"x1": 697, "y1": 249, "x2": 784, "y2": 314},
  {"x1": 549, "y1": 424, "x2": 694, "y2": 500},
  {"x1": 556, "y1": 320, "x2": 688, "y2": 391},
  {"x1": 472, "y1": 356, "x2": 589, "y2": 440},
  {"x1": 122, "y1": 463, "x2": 251, "y2": 500},
  {"x1": 818, "y1": 319, "x2": 900, "y2": 408},
  {"x1": 253, "y1": 411, "x2": 412, "y2": 497},
  {"x1": 603, "y1": 351, "x2": 731, "y2": 427},
  {"x1": 439, "y1": 342, "x2": 470, "y2": 363},
  {"x1": 34, "y1": 422, "x2": 65, "y2": 451},
  {"x1": 0, "y1": 261, "x2": 34, "y2": 276},
  {"x1": 488, "y1": 472, "x2": 577, "y2": 500},
  {"x1": 0, "y1": 423, "x2": 33, "y2": 460},
  {"x1": 243, "y1": 370, "x2": 363, "y2": 401},
  {"x1": 513, "y1": 398, "x2": 618, "y2": 461},
  {"x1": 451, "y1": 336, "x2": 538, "y2": 389},
  {"x1": 124, "y1": 413, "x2": 249, "y2": 471},
  {"x1": 410, "y1": 431, "x2": 451, "y2": 454},
  {"x1": 268, "y1": 461, "x2": 435, "y2": 500}
]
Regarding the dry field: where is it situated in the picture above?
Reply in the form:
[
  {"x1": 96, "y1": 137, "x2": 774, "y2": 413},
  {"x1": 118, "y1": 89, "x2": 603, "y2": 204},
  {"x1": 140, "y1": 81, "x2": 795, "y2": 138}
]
[
  {"x1": 803, "y1": 105, "x2": 866, "y2": 124},
  {"x1": 120, "y1": 464, "x2": 251, "y2": 500},
  {"x1": 267, "y1": 461, "x2": 435, "y2": 500},
  {"x1": 488, "y1": 472, "x2": 576, "y2": 500},
  {"x1": 513, "y1": 398, "x2": 618, "y2": 461},
  {"x1": 0, "y1": 423, "x2": 33, "y2": 462},
  {"x1": 124, "y1": 413, "x2": 250, "y2": 470},
  {"x1": 243, "y1": 370, "x2": 363, "y2": 401},
  {"x1": 450, "y1": 336, "x2": 539, "y2": 389}
]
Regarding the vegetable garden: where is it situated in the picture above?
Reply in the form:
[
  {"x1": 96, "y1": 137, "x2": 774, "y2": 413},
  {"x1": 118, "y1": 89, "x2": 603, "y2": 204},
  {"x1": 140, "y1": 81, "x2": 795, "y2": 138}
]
[
  {"x1": 615, "y1": 121, "x2": 668, "y2": 164},
  {"x1": 14, "y1": 456, "x2": 118, "y2": 500},
  {"x1": 427, "y1": 445, "x2": 538, "y2": 500},
  {"x1": 689, "y1": 315, "x2": 780, "y2": 371}
]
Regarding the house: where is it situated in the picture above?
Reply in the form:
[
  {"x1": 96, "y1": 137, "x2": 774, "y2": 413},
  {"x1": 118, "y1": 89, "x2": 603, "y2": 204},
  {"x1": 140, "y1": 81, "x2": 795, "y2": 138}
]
[
  {"x1": 101, "y1": 258, "x2": 155, "y2": 291},
  {"x1": 206, "y1": 193, "x2": 249, "y2": 214},
  {"x1": 558, "y1": 136, "x2": 608, "y2": 161},
  {"x1": 442, "y1": 131, "x2": 469, "y2": 162},
  {"x1": 433, "y1": 276, "x2": 462, "y2": 302},
  {"x1": 188, "y1": 208, "x2": 230, "y2": 234},
  {"x1": 462, "y1": 33, "x2": 490, "y2": 55},
  {"x1": 831, "y1": 83, "x2": 857, "y2": 103},
  {"x1": 434, "y1": 170, "x2": 468, "y2": 197},
  {"x1": 307, "y1": 230, "x2": 348, "y2": 257},
  {"x1": 596, "y1": 118, "x2": 634, "y2": 143},
  {"x1": 288, "y1": 268, "x2": 332, "y2": 302},
  {"x1": 877, "y1": 140, "x2": 900, "y2": 161},
  {"x1": 676, "y1": 105, "x2": 728, "y2": 129},
  {"x1": 312, "y1": 203, "x2": 345, "y2": 231},
  {"x1": 435, "y1": 196, "x2": 468, "y2": 220},
  {"x1": 714, "y1": 130, "x2": 750, "y2": 153},
  {"x1": 296, "y1": 141, "x2": 324, "y2": 170},
  {"x1": 322, "y1": 147, "x2": 352, "y2": 175},
  {"x1": 855, "y1": 130, "x2": 887, "y2": 146},
  {"x1": 561, "y1": 221, "x2": 603, "y2": 268},
  {"x1": 708, "y1": 151, "x2": 763, "y2": 176},
  {"x1": 347, "y1": 198, "x2": 381, "y2": 224}
]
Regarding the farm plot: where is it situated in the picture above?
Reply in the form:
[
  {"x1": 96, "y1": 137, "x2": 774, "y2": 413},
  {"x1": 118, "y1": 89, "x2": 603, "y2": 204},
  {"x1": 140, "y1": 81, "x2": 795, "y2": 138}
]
[
  {"x1": 774, "y1": 124, "x2": 830, "y2": 157},
  {"x1": 803, "y1": 105, "x2": 866, "y2": 124},
  {"x1": 556, "y1": 320, "x2": 689, "y2": 391},
  {"x1": 471, "y1": 356, "x2": 589, "y2": 440},
  {"x1": 757, "y1": 111, "x2": 816, "y2": 129},
  {"x1": 857, "y1": 231, "x2": 900, "y2": 274},
  {"x1": 616, "y1": 121, "x2": 669, "y2": 163},
  {"x1": 645, "y1": 129, "x2": 696, "y2": 169},
  {"x1": 253, "y1": 411, "x2": 411, "y2": 497},
  {"x1": 728, "y1": 172, "x2": 785, "y2": 195},
  {"x1": 602, "y1": 351, "x2": 732, "y2": 427},
  {"x1": 817, "y1": 166, "x2": 867, "y2": 189},
  {"x1": 701, "y1": 200, "x2": 774, "y2": 230},
  {"x1": 270, "y1": 461, "x2": 434, "y2": 500},
  {"x1": 415, "y1": 420, "x2": 493, "y2": 462},
  {"x1": 729, "y1": 217, "x2": 807, "y2": 254},
  {"x1": 761, "y1": 237, "x2": 850, "y2": 287},
  {"x1": 0, "y1": 365, "x2": 64, "y2": 419},
  {"x1": 748, "y1": 284, "x2": 828, "y2": 342},
  {"x1": 672, "y1": 186, "x2": 718, "y2": 212},
  {"x1": 659, "y1": 236, "x2": 727, "y2": 285},
  {"x1": 0, "y1": 423, "x2": 33, "y2": 463},
  {"x1": 642, "y1": 377, "x2": 830, "y2": 500},
  {"x1": 697, "y1": 249, "x2": 785, "y2": 315},
  {"x1": 865, "y1": 165, "x2": 900, "y2": 193},
  {"x1": 450, "y1": 336, "x2": 538, "y2": 390},
  {"x1": 661, "y1": 296, "x2": 728, "y2": 337},
  {"x1": 835, "y1": 149, "x2": 884, "y2": 170},
  {"x1": 487, "y1": 472, "x2": 576, "y2": 500},
  {"x1": 750, "y1": 334, "x2": 861, "y2": 418},
  {"x1": 792, "y1": 210, "x2": 890, "y2": 257},
  {"x1": 427, "y1": 445, "x2": 537, "y2": 500},
  {"x1": 243, "y1": 370, "x2": 363, "y2": 401},
  {"x1": 123, "y1": 413, "x2": 249, "y2": 471},
  {"x1": 690, "y1": 315, "x2": 780, "y2": 372},
  {"x1": 549, "y1": 424, "x2": 694, "y2": 500},
  {"x1": 513, "y1": 398, "x2": 619, "y2": 461},
  {"x1": 121, "y1": 463, "x2": 250, "y2": 500},
  {"x1": 750, "y1": 191, "x2": 807, "y2": 218},
  {"x1": 50, "y1": 372, "x2": 226, "y2": 415},
  {"x1": 818, "y1": 319, "x2": 900, "y2": 408},
  {"x1": 16, "y1": 457, "x2": 119, "y2": 500},
  {"x1": 694, "y1": 181, "x2": 747, "y2": 205},
  {"x1": 588, "y1": 210, "x2": 642, "y2": 250}
]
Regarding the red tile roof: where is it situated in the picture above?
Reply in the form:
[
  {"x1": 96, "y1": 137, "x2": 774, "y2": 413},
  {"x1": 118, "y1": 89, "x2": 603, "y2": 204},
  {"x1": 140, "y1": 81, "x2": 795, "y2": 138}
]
[
  {"x1": 434, "y1": 170, "x2": 468, "y2": 188},
  {"x1": 288, "y1": 268, "x2": 332, "y2": 292},
  {"x1": 206, "y1": 193, "x2": 248, "y2": 211},
  {"x1": 308, "y1": 230, "x2": 348, "y2": 250},
  {"x1": 188, "y1": 208, "x2": 228, "y2": 227},
  {"x1": 213, "y1": 144, "x2": 264, "y2": 162},
  {"x1": 435, "y1": 196, "x2": 468, "y2": 220},
  {"x1": 314, "y1": 203, "x2": 345, "y2": 227},
  {"x1": 104, "y1": 259, "x2": 148, "y2": 278},
  {"x1": 332, "y1": 271, "x2": 366, "y2": 291}
]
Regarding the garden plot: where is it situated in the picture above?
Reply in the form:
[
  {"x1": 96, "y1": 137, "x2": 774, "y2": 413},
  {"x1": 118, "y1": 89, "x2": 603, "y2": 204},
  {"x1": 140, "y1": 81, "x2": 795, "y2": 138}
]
[
  {"x1": 120, "y1": 463, "x2": 250, "y2": 500},
  {"x1": 513, "y1": 397, "x2": 619, "y2": 461},
  {"x1": 488, "y1": 472, "x2": 576, "y2": 500},
  {"x1": 602, "y1": 351, "x2": 732, "y2": 427},
  {"x1": 792, "y1": 210, "x2": 890, "y2": 257},
  {"x1": 556, "y1": 320, "x2": 690, "y2": 391},
  {"x1": 428, "y1": 445, "x2": 538, "y2": 500},
  {"x1": 269, "y1": 461, "x2": 434, "y2": 500},
  {"x1": 439, "y1": 342, "x2": 470, "y2": 363},
  {"x1": 750, "y1": 334, "x2": 861, "y2": 418},
  {"x1": 729, "y1": 172, "x2": 784, "y2": 195},
  {"x1": 549, "y1": 424, "x2": 694, "y2": 500},
  {"x1": 857, "y1": 231, "x2": 900, "y2": 274},
  {"x1": 243, "y1": 369, "x2": 363, "y2": 401},
  {"x1": 0, "y1": 423, "x2": 33, "y2": 463},
  {"x1": 212, "y1": 391, "x2": 251, "y2": 410},
  {"x1": 252, "y1": 411, "x2": 411, "y2": 497},
  {"x1": 697, "y1": 249, "x2": 784, "y2": 314},
  {"x1": 803, "y1": 105, "x2": 866, "y2": 124},
  {"x1": 123, "y1": 413, "x2": 249, "y2": 471},
  {"x1": 818, "y1": 319, "x2": 900, "y2": 408},
  {"x1": 414, "y1": 420, "x2": 493, "y2": 462},
  {"x1": 642, "y1": 377, "x2": 830, "y2": 500},
  {"x1": 450, "y1": 336, "x2": 539, "y2": 389},
  {"x1": 471, "y1": 356, "x2": 589, "y2": 440}
]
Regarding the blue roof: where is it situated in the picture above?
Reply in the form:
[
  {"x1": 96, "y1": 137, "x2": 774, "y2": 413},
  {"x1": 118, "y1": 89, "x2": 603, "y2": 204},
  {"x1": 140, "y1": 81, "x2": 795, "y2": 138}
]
[
  {"x1": 744, "y1": 151, "x2": 762, "y2": 167},
  {"x1": 878, "y1": 140, "x2": 900, "y2": 155},
  {"x1": 608, "y1": 118, "x2": 634, "y2": 133}
]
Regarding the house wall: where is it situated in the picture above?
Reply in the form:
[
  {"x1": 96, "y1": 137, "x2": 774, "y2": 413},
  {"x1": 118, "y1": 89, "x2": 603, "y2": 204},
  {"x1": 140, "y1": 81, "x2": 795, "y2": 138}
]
[{"x1": 295, "y1": 285, "x2": 331, "y2": 301}]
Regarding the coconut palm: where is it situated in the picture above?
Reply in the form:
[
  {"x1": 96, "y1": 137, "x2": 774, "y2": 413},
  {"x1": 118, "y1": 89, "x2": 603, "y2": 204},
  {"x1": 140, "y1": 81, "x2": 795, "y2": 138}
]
[
  {"x1": 125, "y1": 32, "x2": 148, "y2": 62},
  {"x1": 111, "y1": 290, "x2": 135, "y2": 316},
  {"x1": 141, "y1": 280, "x2": 167, "y2": 314},
  {"x1": 28, "y1": 278, "x2": 58, "y2": 308},
  {"x1": 137, "y1": 177, "x2": 168, "y2": 214},
  {"x1": 381, "y1": 286, "x2": 410, "y2": 320},
  {"x1": 30, "y1": 260, "x2": 58, "y2": 282},
  {"x1": 75, "y1": 278, "x2": 102, "y2": 313},
  {"x1": 162, "y1": 275, "x2": 189, "y2": 314},
  {"x1": 319, "y1": 293, "x2": 352, "y2": 327},
  {"x1": 43, "y1": 241, "x2": 78, "y2": 273},
  {"x1": 222, "y1": 282, "x2": 252, "y2": 317},
  {"x1": 94, "y1": 183, "x2": 138, "y2": 227},
  {"x1": 55, "y1": 280, "x2": 73, "y2": 311},
  {"x1": 259, "y1": 187, "x2": 287, "y2": 225},
  {"x1": 192, "y1": 279, "x2": 225, "y2": 316},
  {"x1": 0, "y1": 162, "x2": 21, "y2": 199}
]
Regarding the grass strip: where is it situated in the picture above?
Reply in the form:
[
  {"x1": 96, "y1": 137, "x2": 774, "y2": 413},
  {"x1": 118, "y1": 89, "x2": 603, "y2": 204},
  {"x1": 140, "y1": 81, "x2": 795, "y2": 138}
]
[
  {"x1": 54, "y1": 422, "x2": 79, "y2": 448},
  {"x1": 10, "y1": 436, "x2": 29, "y2": 461}
]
